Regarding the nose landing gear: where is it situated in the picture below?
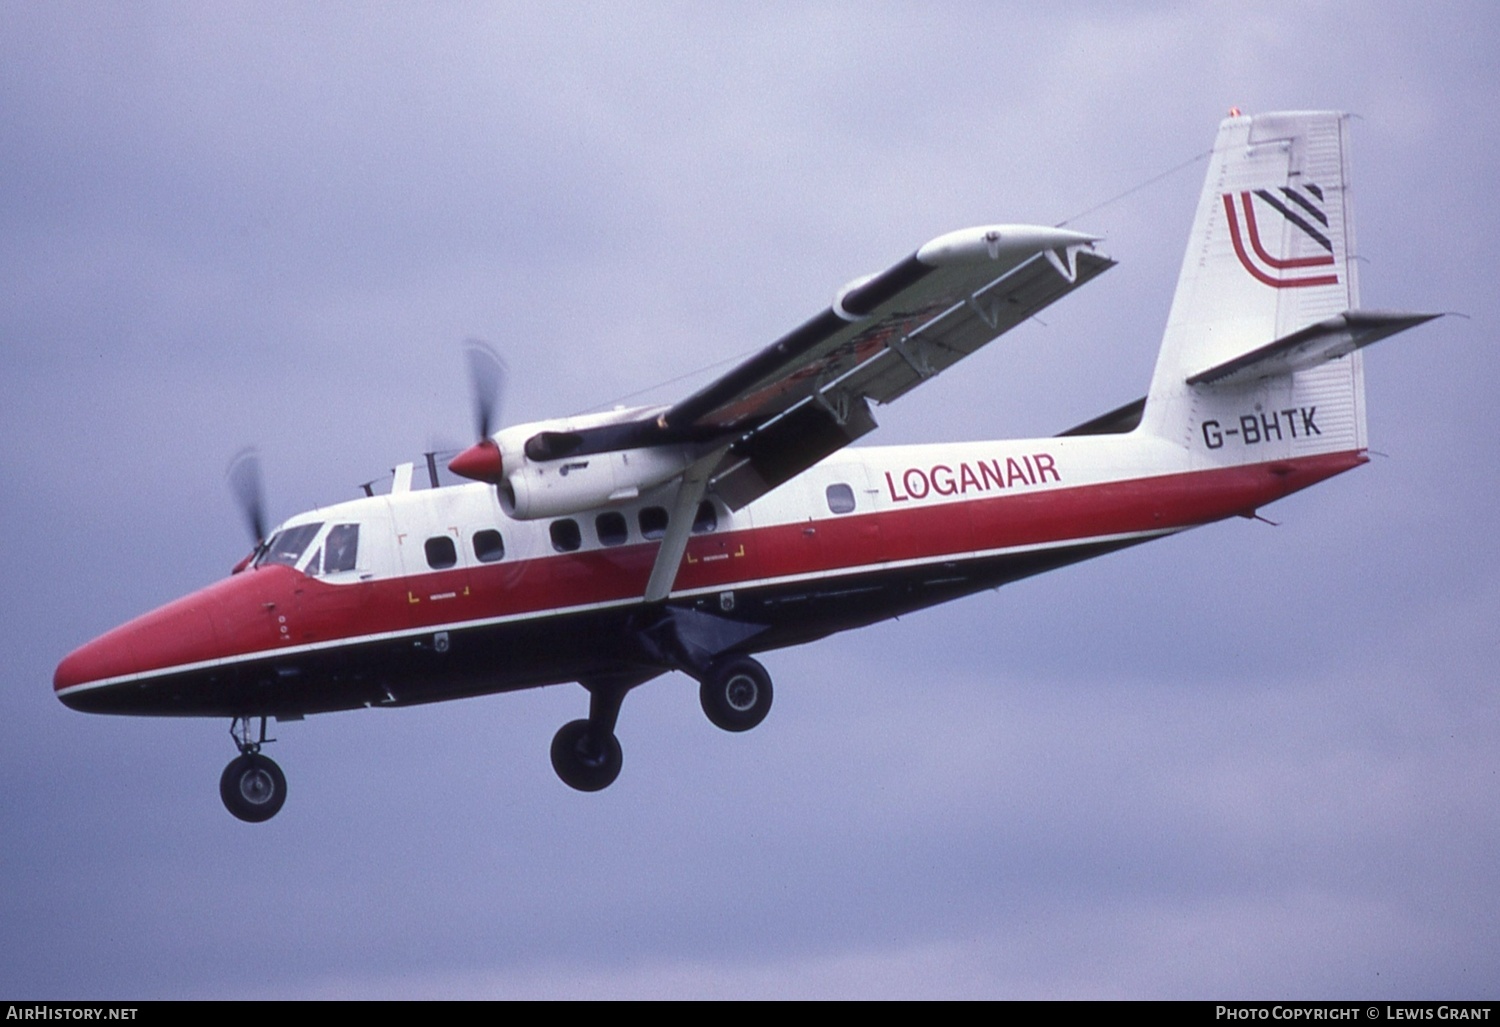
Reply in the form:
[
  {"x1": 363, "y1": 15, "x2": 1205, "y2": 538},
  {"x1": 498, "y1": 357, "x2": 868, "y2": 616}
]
[
  {"x1": 550, "y1": 677, "x2": 634, "y2": 792},
  {"x1": 220, "y1": 715, "x2": 286, "y2": 823},
  {"x1": 550, "y1": 719, "x2": 624, "y2": 792}
]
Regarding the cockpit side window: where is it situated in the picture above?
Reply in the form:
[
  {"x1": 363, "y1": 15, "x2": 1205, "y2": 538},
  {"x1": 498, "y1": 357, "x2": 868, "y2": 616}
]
[
  {"x1": 257, "y1": 523, "x2": 323, "y2": 568},
  {"x1": 324, "y1": 524, "x2": 360, "y2": 573}
]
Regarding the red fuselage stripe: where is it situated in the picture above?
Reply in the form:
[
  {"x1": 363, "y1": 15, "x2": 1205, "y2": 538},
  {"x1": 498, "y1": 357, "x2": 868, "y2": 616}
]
[{"x1": 54, "y1": 451, "x2": 1365, "y2": 693}]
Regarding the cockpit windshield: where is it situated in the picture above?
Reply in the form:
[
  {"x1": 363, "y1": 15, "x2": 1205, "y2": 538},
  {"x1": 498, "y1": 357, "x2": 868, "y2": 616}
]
[{"x1": 256, "y1": 522, "x2": 324, "y2": 568}]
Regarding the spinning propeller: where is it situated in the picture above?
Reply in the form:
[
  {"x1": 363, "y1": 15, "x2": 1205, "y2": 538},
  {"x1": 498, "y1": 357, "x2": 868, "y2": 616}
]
[
  {"x1": 227, "y1": 447, "x2": 268, "y2": 545},
  {"x1": 227, "y1": 339, "x2": 508, "y2": 573},
  {"x1": 448, "y1": 339, "x2": 509, "y2": 484},
  {"x1": 227, "y1": 447, "x2": 268, "y2": 573}
]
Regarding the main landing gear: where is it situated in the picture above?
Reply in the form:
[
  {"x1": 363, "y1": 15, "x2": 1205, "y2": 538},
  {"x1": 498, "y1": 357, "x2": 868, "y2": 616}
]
[
  {"x1": 698, "y1": 656, "x2": 773, "y2": 733},
  {"x1": 548, "y1": 656, "x2": 775, "y2": 792},
  {"x1": 220, "y1": 715, "x2": 286, "y2": 823}
]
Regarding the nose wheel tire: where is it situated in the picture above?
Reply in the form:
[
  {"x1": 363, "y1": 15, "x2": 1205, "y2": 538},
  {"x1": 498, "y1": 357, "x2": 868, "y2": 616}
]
[
  {"x1": 220, "y1": 753, "x2": 287, "y2": 822},
  {"x1": 550, "y1": 718, "x2": 623, "y2": 792},
  {"x1": 700, "y1": 656, "x2": 773, "y2": 733}
]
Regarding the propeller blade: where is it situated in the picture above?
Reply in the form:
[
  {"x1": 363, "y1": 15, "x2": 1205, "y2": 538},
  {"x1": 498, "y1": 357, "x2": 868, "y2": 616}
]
[
  {"x1": 226, "y1": 447, "x2": 268, "y2": 544},
  {"x1": 464, "y1": 338, "x2": 507, "y2": 441}
]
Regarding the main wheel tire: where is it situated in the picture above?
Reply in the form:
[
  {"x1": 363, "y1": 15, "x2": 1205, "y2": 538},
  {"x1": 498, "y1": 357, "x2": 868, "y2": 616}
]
[
  {"x1": 550, "y1": 719, "x2": 623, "y2": 792},
  {"x1": 700, "y1": 656, "x2": 773, "y2": 733},
  {"x1": 219, "y1": 753, "x2": 287, "y2": 823}
]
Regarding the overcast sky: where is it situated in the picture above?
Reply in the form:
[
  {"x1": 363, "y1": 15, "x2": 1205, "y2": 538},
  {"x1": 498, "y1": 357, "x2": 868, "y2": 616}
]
[{"x1": 3, "y1": 1, "x2": 1496, "y2": 1000}]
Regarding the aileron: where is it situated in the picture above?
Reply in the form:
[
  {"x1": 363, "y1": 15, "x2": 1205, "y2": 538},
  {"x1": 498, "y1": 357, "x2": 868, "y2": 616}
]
[
  {"x1": 668, "y1": 226, "x2": 1112, "y2": 512},
  {"x1": 667, "y1": 225, "x2": 1110, "y2": 435}
]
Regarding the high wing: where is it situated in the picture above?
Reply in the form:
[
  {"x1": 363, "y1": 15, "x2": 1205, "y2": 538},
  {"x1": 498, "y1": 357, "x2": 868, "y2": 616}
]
[
  {"x1": 640, "y1": 225, "x2": 1112, "y2": 600},
  {"x1": 681, "y1": 225, "x2": 1112, "y2": 509},
  {"x1": 450, "y1": 223, "x2": 1113, "y2": 600}
]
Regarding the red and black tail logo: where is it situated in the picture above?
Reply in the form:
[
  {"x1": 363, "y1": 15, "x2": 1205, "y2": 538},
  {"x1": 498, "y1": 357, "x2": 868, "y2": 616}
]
[{"x1": 1222, "y1": 186, "x2": 1339, "y2": 289}]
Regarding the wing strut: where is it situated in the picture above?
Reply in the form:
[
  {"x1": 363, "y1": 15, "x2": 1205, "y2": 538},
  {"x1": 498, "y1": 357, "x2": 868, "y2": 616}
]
[{"x1": 644, "y1": 447, "x2": 726, "y2": 602}]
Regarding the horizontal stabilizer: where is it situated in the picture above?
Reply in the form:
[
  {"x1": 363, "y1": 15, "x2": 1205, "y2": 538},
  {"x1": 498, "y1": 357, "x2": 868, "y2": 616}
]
[
  {"x1": 1057, "y1": 396, "x2": 1146, "y2": 437},
  {"x1": 1185, "y1": 310, "x2": 1440, "y2": 387}
]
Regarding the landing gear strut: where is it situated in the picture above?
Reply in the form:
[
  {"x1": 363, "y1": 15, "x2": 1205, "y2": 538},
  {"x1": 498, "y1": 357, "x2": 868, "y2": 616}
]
[
  {"x1": 220, "y1": 715, "x2": 287, "y2": 823},
  {"x1": 699, "y1": 655, "x2": 773, "y2": 733},
  {"x1": 547, "y1": 654, "x2": 774, "y2": 792},
  {"x1": 550, "y1": 679, "x2": 631, "y2": 792}
]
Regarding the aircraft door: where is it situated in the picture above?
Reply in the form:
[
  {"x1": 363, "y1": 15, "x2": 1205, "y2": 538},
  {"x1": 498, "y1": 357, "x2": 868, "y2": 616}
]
[
  {"x1": 292, "y1": 521, "x2": 376, "y2": 643},
  {"x1": 677, "y1": 495, "x2": 760, "y2": 592},
  {"x1": 799, "y1": 466, "x2": 883, "y2": 575},
  {"x1": 393, "y1": 525, "x2": 478, "y2": 629}
]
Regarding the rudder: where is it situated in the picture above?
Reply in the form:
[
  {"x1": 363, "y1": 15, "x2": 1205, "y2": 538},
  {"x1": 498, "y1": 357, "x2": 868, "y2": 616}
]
[{"x1": 1141, "y1": 111, "x2": 1368, "y2": 462}]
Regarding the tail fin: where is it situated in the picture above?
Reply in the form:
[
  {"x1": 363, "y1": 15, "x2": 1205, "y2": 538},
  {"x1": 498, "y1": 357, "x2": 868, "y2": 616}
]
[{"x1": 1139, "y1": 111, "x2": 1427, "y2": 461}]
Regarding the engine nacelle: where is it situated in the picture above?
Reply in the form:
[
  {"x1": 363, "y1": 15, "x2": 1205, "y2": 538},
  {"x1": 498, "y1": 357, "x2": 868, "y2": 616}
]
[{"x1": 501, "y1": 444, "x2": 694, "y2": 520}]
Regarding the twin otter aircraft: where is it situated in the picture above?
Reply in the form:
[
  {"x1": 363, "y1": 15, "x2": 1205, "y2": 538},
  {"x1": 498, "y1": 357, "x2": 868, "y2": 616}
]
[{"x1": 56, "y1": 111, "x2": 1435, "y2": 822}]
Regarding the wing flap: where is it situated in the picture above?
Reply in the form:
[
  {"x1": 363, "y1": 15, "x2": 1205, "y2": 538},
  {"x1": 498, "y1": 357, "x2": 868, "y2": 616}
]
[
  {"x1": 665, "y1": 226, "x2": 1112, "y2": 434},
  {"x1": 691, "y1": 232, "x2": 1112, "y2": 510},
  {"x1": 711, "y1": 395, "x2": 878, "y2": 510},
  {"x1": 836, "y1": 247, "x2": 1115, "y2": 406}
]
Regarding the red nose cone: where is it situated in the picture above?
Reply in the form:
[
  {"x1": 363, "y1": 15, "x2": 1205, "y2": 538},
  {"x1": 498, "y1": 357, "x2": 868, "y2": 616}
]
[
  {"x1": 449, "y1": 439, "x2": 504, "y2": 484},
  {"x1": 54, "y1": 592, "x2": 221, "y2": 712}
]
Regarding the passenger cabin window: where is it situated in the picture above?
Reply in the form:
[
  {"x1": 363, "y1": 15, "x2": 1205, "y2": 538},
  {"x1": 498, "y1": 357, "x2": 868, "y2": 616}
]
[
  {"x1": 258, "y1": 522, "x2": 323, "y2": 568},
  {"x1": 473, "y1": 529, "x2": 505, "y2": 563},
  {"x1": 596, "y1": 511, "x2": 628, "y2": 547},
  {"x1": 639, "y1": 506, "x2": 668, "y2": 540},
  {"x1": 550, "y1": 519, "x2": 582, "y2": 552},
  {"x1": 424, "y1": 535, "x2": 458, "y2": 570},
  {"x1": 692, "y1": 500, "x2": 717, "y2": 534},
  {"x1": 324, "y1": 524, "x2": 360, "y2": 572},
  {"x1": 826, "y1": 483, "x2": 856, "y2": 514}
]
